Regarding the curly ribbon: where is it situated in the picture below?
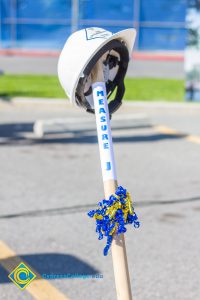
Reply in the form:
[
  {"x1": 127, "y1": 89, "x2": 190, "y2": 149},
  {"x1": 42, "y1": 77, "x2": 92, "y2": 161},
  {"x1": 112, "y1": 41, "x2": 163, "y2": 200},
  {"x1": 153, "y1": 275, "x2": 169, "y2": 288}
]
[{"x1": 88, "y1": 186, "x2": 140, "y2": 256}]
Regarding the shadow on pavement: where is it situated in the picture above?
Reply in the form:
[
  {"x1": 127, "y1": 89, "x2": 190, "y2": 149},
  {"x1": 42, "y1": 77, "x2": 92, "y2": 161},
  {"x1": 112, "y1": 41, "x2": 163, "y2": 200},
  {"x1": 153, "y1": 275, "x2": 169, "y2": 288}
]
[
  {"x1": 0, "y1": 253, "x2": 99, "y2": 283},
  {"x1": 0, "y1": 195, "x2": 200, "y2": 220},
  {"x1": 0, "y1": 123, "x2": 33, "y2": 138},
  {"x1": 0, "y1": 122, "x2": 186, "y2": 146},
  {"x1": 0, "y1": 94, "x2": 11, "y2": 102}
]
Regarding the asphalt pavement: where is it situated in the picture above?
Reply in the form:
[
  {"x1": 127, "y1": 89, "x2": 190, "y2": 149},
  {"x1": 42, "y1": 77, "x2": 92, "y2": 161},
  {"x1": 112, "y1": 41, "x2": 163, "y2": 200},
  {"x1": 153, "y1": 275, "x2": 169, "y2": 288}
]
[
  {"x1": 0, "y1": 55, "x2": 184, "y2": 79},
  {"x1": 0, "y1": 99, "x2": 200, "y2": 300}
]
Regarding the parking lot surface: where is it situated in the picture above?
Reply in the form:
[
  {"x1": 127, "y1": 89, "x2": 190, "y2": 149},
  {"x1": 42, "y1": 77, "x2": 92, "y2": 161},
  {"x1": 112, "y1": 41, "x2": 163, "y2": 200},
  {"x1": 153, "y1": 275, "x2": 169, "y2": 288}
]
[{"x1": 0, "y1": 99, "x2": 200, "y2": 300}]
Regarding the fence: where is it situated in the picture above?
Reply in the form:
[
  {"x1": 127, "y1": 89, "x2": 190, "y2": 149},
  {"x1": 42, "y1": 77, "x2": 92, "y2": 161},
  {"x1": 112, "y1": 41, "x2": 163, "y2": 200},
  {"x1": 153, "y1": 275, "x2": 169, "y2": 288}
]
[{"x1": 0, "y1": 0, "x2": 187, "y2": 51}]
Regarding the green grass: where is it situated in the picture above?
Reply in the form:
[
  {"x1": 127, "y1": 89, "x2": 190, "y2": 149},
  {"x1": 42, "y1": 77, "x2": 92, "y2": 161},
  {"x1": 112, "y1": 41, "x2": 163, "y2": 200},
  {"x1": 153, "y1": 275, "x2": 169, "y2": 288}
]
[
  {"x1": 124, "y1": 78, "x2": 184, "y2": 101},
  {"x1": 0, "y1": 74, "x2": 184, "y2": 101},
  {"x1": 0, "y1": 74, "x2": 66, "y2": 99}
]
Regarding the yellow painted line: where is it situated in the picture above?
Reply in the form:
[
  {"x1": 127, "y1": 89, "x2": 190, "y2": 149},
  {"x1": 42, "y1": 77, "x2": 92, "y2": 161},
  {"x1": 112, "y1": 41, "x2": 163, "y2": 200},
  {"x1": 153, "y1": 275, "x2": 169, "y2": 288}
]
[
  {"x1": 0, "y1": 241, "x2": 70, "y2": 300},
  {"x1": 186, "y1": 135, "x2": 200, "y2": 145},
  {"x1": 154, "y1": 125, "x2": 200, "y2": 145},
  {"x1": 154, "y1": 125, "x2": 181, "y2": 136}
]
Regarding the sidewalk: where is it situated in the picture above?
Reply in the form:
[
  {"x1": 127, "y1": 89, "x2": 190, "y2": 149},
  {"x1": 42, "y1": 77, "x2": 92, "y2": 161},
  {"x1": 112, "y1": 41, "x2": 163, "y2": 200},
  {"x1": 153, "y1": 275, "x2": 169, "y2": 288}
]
[{"x1": 1, "y1": 97, "x2": 199, "y2": 110}]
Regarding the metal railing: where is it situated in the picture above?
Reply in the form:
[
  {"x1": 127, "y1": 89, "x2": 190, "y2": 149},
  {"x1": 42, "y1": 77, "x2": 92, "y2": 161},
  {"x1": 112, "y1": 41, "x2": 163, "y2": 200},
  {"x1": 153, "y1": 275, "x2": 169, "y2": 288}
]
[{"x1": 0, "y1": 0, "x2": 186, "y2": 50}]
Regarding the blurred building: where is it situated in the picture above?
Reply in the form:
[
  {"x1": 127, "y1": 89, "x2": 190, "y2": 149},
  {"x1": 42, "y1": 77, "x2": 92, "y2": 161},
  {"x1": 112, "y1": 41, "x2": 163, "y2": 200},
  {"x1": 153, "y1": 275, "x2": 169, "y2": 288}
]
[{"x1": 0, "y1": 0, "x2": 186, "y2": 51}]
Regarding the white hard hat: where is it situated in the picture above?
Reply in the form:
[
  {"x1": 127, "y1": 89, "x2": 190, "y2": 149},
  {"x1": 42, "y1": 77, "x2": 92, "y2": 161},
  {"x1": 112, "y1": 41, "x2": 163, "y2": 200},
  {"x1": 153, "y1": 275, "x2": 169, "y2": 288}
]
[{"x1": 58, "y1": 27, "x2": 136, "y2": 114}]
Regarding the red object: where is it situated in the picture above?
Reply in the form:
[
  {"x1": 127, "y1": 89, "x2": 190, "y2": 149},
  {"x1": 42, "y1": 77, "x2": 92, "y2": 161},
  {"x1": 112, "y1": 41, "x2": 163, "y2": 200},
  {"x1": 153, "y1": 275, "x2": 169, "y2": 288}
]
[{"x1": 0, "y1": 48, "x2": 184, "y2": 62}]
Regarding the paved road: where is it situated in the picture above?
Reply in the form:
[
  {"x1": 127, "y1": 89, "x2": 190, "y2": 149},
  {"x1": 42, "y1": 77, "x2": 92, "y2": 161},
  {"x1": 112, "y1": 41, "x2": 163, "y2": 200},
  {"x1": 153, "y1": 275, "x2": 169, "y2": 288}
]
[
  {"x1": 0, "y1": 55, "x2": 184, "y2": 79},
  {"x1": 0, "y1": 100, "x2": 200, "y2": 300}
]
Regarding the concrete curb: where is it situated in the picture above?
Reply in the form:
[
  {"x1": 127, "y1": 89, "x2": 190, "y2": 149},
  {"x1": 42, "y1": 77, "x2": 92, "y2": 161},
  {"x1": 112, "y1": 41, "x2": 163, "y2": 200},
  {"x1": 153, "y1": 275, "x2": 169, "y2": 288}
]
[
  {"x1": 0, "y1": 97, "x2": 70, "y2": 109},
  {"x1": 34, "y1": 113, "x2": 149, "y2": 137},
  {"x1": 124, "y1": 100, "x2": 200, "y2": 109},
  {"x1": 0, "y1": 97, "x2": 199, "y2": 110}
]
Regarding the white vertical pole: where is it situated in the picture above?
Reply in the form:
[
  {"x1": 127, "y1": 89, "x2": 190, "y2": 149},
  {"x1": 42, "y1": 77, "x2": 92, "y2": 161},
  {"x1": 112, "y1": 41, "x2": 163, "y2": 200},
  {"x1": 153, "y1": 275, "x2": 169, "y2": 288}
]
[
  {"x1": 185, "y1": 1, "x2": 200, "y2": 101},
  {"x1": 71, "y1": 0, "x2": 79, "y2": 33}
]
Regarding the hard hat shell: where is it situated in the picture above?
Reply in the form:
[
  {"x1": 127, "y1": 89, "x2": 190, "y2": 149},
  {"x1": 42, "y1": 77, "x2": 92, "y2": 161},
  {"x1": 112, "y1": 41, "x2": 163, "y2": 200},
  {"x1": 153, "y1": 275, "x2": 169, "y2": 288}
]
[{"x1": 58, "y1": 27, "x2": 136, "y2": 108}]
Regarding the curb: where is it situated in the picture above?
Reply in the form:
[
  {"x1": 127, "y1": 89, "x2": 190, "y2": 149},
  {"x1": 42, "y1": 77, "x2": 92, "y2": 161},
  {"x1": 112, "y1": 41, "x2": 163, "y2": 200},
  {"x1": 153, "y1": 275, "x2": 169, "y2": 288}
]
[
  {"x1": 132, "y1": 52, "x2": 184, "y2": 62},
  {"x1": 1, "y1": 97, "x2": 200, "y2": 110},
  {"x1": 124, "y1": 100, "x2": 200, "y2": 109}
]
